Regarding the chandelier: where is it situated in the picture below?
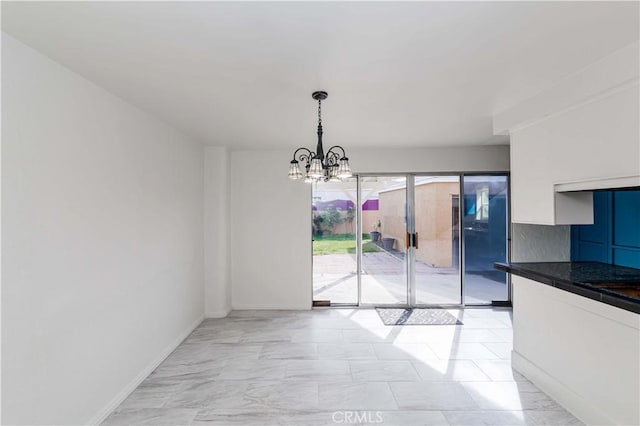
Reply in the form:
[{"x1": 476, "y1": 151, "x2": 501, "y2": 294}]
[{"x1": 288, "y1": 91, "x2": 352, "y2": 182}]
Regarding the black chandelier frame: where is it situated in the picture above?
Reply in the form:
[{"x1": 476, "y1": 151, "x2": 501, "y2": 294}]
[{"x1": 288, "y1": 91, "x2": 351, "y2": 182}]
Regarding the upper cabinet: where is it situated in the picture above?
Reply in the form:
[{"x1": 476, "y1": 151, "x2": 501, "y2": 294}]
[
  {"x1": 495, "y1": 41, "x2": 640, "y2": 225},
  {"x1": 510, "y1": 85, "x2": 639, "y2": 225}
]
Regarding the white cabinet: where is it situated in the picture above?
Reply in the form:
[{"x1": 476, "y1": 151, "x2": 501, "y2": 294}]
[
  {"x1": 510, "y1": 84, "x2": 639, "y2": 225},
  {"x1": 512, "y1": 276, "x2": 640, "y2": 425},
  {"x1": 510, "y1": 136, "x2": 555, "y2": 225}
]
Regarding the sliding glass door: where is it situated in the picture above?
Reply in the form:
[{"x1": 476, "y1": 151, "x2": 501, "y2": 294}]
[
  {"x1": 360, "y1": 176, "x2": 408, "y2": 305},
  {"x1": 312, "y1": 173, "x2": 509, "y2": 307},
  {"x1": 414, "y1": 176, "x2": 462, "y2": 305}
]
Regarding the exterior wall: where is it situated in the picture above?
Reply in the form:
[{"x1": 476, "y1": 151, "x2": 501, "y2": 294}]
[
  {"x1": 378, "y1": 188, "x2": 407, "y2": 252},
  {"x1": 362, "y1": 210, "x2": 378, "y2": 237},
  {"x1": 331, "y1": 218, "x2": 355, "y2": 235},
  {"x1": 378, "y1": 182, "x2": 459, "y2": 267},
  {"x1": 415, "y1": 182, "x2": 459, "y2": 267}
]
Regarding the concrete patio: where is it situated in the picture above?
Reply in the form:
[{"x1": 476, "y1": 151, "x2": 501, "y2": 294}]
[{"x1": 313, "y1": 251, "x2": 507, "y2": 305}]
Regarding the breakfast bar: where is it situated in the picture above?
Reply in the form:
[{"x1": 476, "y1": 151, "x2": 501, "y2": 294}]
[
  {"x1": 496, "y1": 261, "x2": 640, "y2": 425},
  {"x1": 495, "y1": 261, "x2": 640, "y2": 313}
]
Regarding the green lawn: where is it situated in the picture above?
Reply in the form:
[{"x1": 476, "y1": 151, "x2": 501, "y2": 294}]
[{"x1": 313, "y1": 234, "x2": 381, "y2": 256}]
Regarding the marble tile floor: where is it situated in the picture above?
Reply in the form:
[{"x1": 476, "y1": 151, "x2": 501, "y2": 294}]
[{"x1": 103, "y1": 308, "x2": 582, "y2": 426}]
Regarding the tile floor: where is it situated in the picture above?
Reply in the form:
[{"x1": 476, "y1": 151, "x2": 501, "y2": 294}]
[{"x1": 104, "y1": 308, "x2": 582, "y2": 425}]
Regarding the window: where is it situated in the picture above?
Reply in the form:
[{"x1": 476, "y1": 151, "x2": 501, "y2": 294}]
[{"x1": 476, "y1": 186, "x2": 489, "y2": 221}]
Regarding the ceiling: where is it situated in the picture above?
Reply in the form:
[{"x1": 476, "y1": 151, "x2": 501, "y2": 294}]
[{"x1": 2, "y1": 2, "x2": 638, "y2": 149}]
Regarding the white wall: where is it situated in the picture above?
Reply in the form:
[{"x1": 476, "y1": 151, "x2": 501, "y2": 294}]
[
  {"x1": 346, "y1": 145, "x2": 510, "y2": 173},
  {"x1": 230, "y1": 150, "x2": 313, "y2": 310},
  {"x1": 230, "y1": 146, "x2": 509, "y2": 309},
  {"x1": 204, "y1": 146, "x2": 231, "y2": 317},
  {"x1": 1, "y1": 34, "x2": 205, "y2": 425}
]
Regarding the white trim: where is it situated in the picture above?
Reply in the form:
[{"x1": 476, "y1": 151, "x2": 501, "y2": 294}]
[
  {"x1": 554, "y1": 175, "x2": 640, "y2": 193},
  {"x1": 205, "y1": 308, "x2": 232, "y2": 318},
  {"x1": 512, "y1": 350, "x2": 615, "y2": 426},
  {"x1": 87, "y1": 314, "x2": 204, "y2": 425},
  {"x1": 500, "y1": 78, "x2": 639, "y2": 134},
  {"x1": 231, "y1": 304, "x2": 311, "y2": 311},
  {"x1": 511, "y1": 220, "x2": 555, "y2": 226}
]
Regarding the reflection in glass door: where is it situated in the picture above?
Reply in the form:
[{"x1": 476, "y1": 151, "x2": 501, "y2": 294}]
[
  {"x1": 414, "y1": 176, "x2": 462, "y2": 305},
  {"x1": 360, "y1": 176, "x2": 408, "y2": 305},
  {"x1": 462, "y1": 175, "x2": 509, "y2": 304}
]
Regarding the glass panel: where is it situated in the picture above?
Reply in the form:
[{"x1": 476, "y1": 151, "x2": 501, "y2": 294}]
[
  {"x1": 414, "y1": 176, "x2": 462, "y2": 305},
  {"x1": 360, "y1": 176, "x2": 408, "y2": 305},
  {"x1": 312, "y1": 178, "x2": 358, "y2": 304},
  {"x1": 463, "y1": 175, "x2": 509, "y2": 304}
]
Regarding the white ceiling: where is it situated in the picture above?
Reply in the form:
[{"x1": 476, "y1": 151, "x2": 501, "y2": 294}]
[{"x1": 2, "y1": 2, "x2": 638, "y2": 149}]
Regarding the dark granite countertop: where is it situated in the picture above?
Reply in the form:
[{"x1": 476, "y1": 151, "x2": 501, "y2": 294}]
[{"x1": 495, "y1": 261, "x2": 640, "y2": 314}]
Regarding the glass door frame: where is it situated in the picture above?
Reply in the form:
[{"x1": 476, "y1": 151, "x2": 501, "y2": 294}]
[
  {"x1": 357, "y1": 174, "x2": 412, "y2": 307},
  {"x1": 312, "y1": 172, "x2": 511, "y2": 308}
]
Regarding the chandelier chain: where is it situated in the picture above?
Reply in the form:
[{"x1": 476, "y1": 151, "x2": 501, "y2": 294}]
[{"x1": 318, "y1": 99, "x2": 322, "y2": 124}]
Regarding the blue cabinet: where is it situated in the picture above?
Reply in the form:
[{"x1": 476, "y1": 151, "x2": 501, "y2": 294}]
[{"x1": 572, "y1": 190, "x2": 640, "y2": 268}]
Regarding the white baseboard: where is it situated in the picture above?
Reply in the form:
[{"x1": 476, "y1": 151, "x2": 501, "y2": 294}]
[
  {"x1": 512, "y1": 350, "x2": 616, "y2": 426},
  {"x1": 205, "y1": 307, "x2": 231, "y2": 318},
  {"x1": 88, "y1": 314, "x2": 204, "y2": 425},
  {"x1": 231, "y1": 304, "x2": 311, "y2": 311}
]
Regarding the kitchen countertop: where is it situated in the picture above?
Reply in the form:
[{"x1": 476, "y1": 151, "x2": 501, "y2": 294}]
[{"x1": 495, "y1": 261, "x2": 640, "y2": 314}]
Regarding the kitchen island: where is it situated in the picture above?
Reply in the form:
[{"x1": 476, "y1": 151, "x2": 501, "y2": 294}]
[{"x1": 496, "y1": 262, "x2": 640, "y2": 426}]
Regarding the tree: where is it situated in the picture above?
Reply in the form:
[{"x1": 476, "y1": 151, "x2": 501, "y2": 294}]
[
  {"x1": 321, "y1": 206, "x2": 343, "y2": 233},
  {"x1": 345, "y1": 206, "x2": 355, "y2": 233},
  {"x1": 312, "y1": 214, "x2": 324, "y2": 236}
]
